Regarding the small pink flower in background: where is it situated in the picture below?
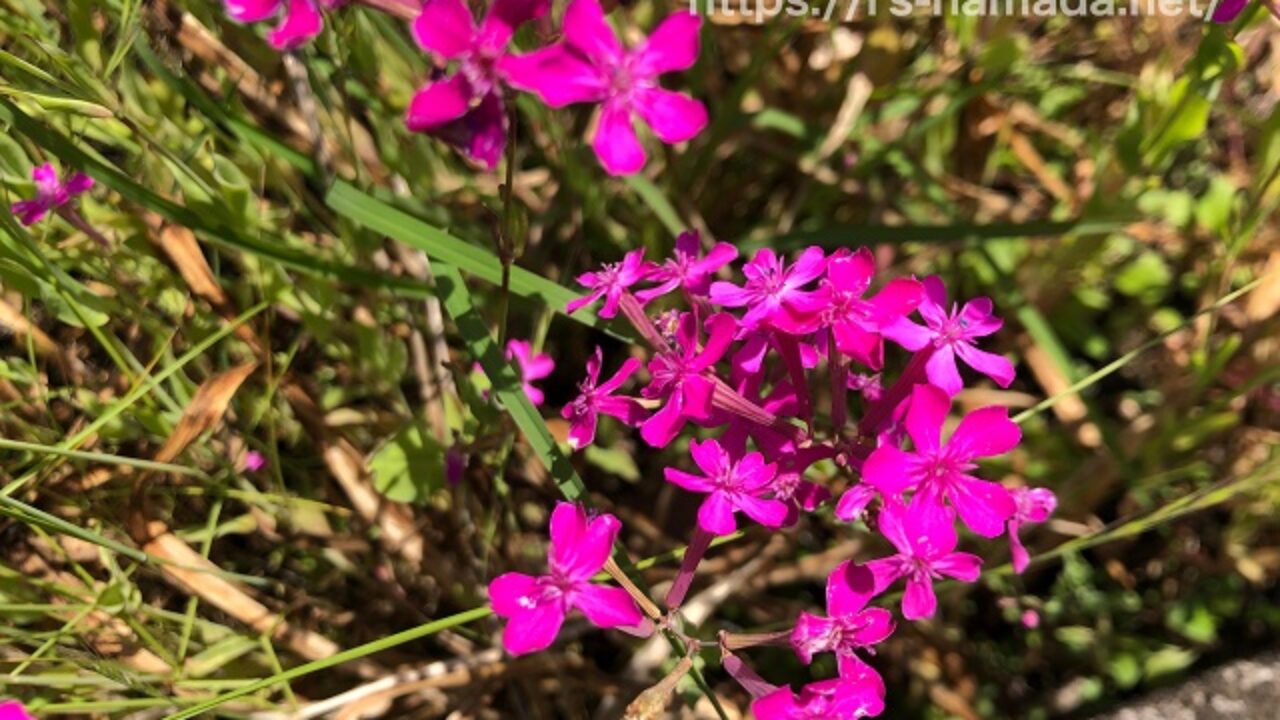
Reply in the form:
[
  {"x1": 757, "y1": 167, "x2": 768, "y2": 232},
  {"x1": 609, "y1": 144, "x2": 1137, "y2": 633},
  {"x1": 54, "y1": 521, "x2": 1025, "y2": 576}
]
[
  {"x1": 502, "y1": 0, "x2": 706, "y2": 175},
  {"x1": 505, "y1": 339, "x2": 554, "y2": 406},
  {"x1": 866, "y1": 501, "x2": 982, "y2": 621},
  {"x1": 10, "y1": 163, "x2": 93, "y2": 226},
  {"x1": 861, "y1": 384, "x2": 1017, "y2": 538},
  {"x1": 567, "y1": 249, "x2": 655, "y2": 318},
  {"x1": 0, "y1": 700, "x2": 34, "y2": 720},
  {"x1": 882, "y1": 275, "x2": 1014, "y2": 395},
  {"x1": 709, "y1": 247, "x2": 826, "y2": 332},
  {"x1": 791, "y1": 562, "x2": 894, "y2": 668},
  {"x1": 242, "y1": 450, "x2": 267, "y2": 472},
  {"x1": 406, "y1": 0, "x2": 549, "y2": 167},
  {"x1": 1021, "y1": 609, "x2": 1041, "y2": 629},
  {"x1": 640, "y1": 312, "x2": 735, "y2": 447},
  {"x1": 223, "y1": 0, "x2": 339, "y2": 50},
  {"x1": 562, "y1": 347, "x2": 645, "y2": 450},
  {"x1": 636, "y1": 231, "x2": 738, "y2": 302},
  {"x1": 488, "y1": 502, "x2": 648, "y2": 654},
  {"x1": 1008, "y1": 486, "x2": 1057, "y2": 573},
  {"x1": 663, "y1": 437, "x2": 788, "y2": 535},
  {"x1": 789, "y1": 248, "x2": 922, "y2": 370},
  {"x1": 752, "y1": 661, "x2": 886, "y2": 720},
  {"x1": 445, "y1": 446, "x2": 467, "y2": 485}
]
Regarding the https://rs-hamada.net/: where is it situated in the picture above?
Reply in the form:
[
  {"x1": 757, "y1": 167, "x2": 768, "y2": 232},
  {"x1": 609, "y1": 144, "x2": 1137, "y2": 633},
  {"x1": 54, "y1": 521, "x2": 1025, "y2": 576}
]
[{"x1": 695, "y1": 0, "x2": 1225, "y2": 22}]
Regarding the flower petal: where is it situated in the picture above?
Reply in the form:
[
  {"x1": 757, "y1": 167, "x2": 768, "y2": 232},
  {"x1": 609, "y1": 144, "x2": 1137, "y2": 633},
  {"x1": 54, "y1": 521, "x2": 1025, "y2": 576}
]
[
  {"x1": 477, "y1": 0, "x2": 548, "y2": 50},
  {"x1": 698, "y1": 492, "x2": 738, "y2": 535},
  {"x1": 933, "y1": 551, "x2": 982, "y2": 582},
  {"x1": 404, "y1": 75, "x2": 472, "y2": 132},
  {"x1": 861, "y1": 445, "x2": 916, "y2": 495},
  {"x1": 562, "y1": 0, "x2": 623, "y2": 65},
  {"x1": 412, "y1": 0, "x2": 476, "y2": 58},
  {"x1": 664, "y1": 467, "x2": 715, "y2": 494},
  {"x1": 736, "y1": 495, "x2": 789, "y2": 528},
  {"x1": 640, "y1": 391, "x2": 685, "y2": 447},
  {"x1": 502, "y1": 600, "x2": 566, "y2": 654},
  {"x1": 224, "y1": 0, "x2": 282, "y2": 23},
  {"x1": 828, "y1": 561, "x2": 875, "y2": 617},
  {"x1": 956, "y1": 343, "x2": 1016, "y2": 388},
  {"x1": 948, "y1": 475, "x2": 1015, "y2": 539},
  {"x1": 500, "y1": 46, "x2": 608, "y2": 106},
  {"x1": 634, "y1": 88, "x2": 707, "y2": 145},
  {"x1": 905, "y1": 383, "x2": 949, "y2": 452},
  {"x1": 634, "y1": 11, "x2": 701, "y2": 75},
  {"x1": 549, "y1": 502, "x2": 620, "y2": 578},
  {"x1": 592, "y1": 103, "x2": 646, "y2": 176},
  {"x1": 949, "y1": 406, "x2": 1020, "y2": 459},
  {"x1": 488, "y1": 572, "x2": 541, "y2": 617},
  {"x1": 572, "y1": 584, "x2": 645, "y2": 628},
  {"x1": 901, "y1": 575, "x2": 937, "y2": 620},
  {"x1": 267, "y1": 0, "x2": 323, "y2": 50}
]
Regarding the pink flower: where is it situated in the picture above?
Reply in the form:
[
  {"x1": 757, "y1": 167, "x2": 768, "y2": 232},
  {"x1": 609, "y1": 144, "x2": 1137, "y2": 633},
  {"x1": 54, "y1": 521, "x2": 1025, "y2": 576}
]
[
  {"x1": 861, "y1": 384, "x2": 1017, "y2": 538},
  {"x1": 406, "y1": 0, "x2": 548, "y2": 167},
  {"x1": 222, "y1": 0, "x2": 338, "y2": 50},
  {"x1": 639, "y1": 312, "x2": 735, "y2": 447},
  {"x1": 243, "y1": 450, "x2": 267, "y2": 472},
  {"x1": 561, "y1": 347, "x2": 645, "y2": 450},
  {"x1": 1008, "y1": 486, "x2": 1057, "y2": 573},
  {"x1": 847, "y1": 373, "x2": 883, "y2": 402},
  {"x1": 752, "y1": 659, "x2": 886, "y2": 720},
  {"x1": 1021, "y1": 608, "x2": 1041, "y2": 629},
  {"x1": 882, "y1": 276, "x2": 1015, "y2": 395},
  {"x1": 791, "y1": 562, "x2": 894, "y2": 667},
  {"x1": 10, "y1": 163, "x2": 93, "y2": 226},
  {"x1": 502, "y1": 0, "x2": 707, "y2": 175},
  {"x1": 567, "y1": 249, "x2": 655, "y2": 318},
  {"x1": 866, "y1": 501, "x2": 982, "y2": 620},
  {"x1": 709, "y1": 247, "x2": 827, "y2": 331},
  {"x1": 663, "y1": 438, "x2": 789, "y2": 535},
  {"x1": 0, "y1": 701, "x2": 34, "y2": 720},
  {"x1": 506, "y1": 339, "x2": 554, "y2": 406},
  {"x1": 789, "y1": 248, "x2": 922, "y2": 369},
  {"x1": 488, "y1": 502, "x2": 648, "y2": 654},
  {"x1": 636, "y1": 231, "x2": 738, "y2": 302}
]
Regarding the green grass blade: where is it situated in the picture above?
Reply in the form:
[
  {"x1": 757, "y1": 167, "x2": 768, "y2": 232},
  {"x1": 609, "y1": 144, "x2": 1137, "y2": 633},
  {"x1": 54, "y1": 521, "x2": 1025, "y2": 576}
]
[
  {"x1": 0, "y1": 438, "x2": 208, "y2": 479},
  {"x1": 1014, "y1": 273, "x2": 1271, "y2": 424},
  {"x1": 0, "y1": 495, "x2": 148, "y2": 564},
  {"x1": 165, "y1": 607, "x2": 493, "y2": 719},
  {"x1": 326, "y1": 181, "x2": 633, "y2": 340}
]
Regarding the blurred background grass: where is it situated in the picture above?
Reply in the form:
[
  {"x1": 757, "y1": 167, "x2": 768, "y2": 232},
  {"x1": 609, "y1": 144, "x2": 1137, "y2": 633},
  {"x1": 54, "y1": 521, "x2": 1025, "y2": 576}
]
[{"x1": 0, "y1": 0, "x2": 1278, "y2": 717}]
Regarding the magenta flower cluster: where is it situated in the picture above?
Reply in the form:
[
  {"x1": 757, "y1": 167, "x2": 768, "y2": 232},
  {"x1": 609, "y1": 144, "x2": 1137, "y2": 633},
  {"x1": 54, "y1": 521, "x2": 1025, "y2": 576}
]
[
  {"x1": 487, "y1": 233, "x2": 1056, "y2": 717},
  {"x1": 223, "y1": 0, "x2": 708, "y2": 175}
]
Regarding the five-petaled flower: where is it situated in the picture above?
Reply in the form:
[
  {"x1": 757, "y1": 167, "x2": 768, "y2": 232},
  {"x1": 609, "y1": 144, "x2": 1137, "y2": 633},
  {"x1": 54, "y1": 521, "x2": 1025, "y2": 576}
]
[
  {"x1": 10, "y1": 163, "x2": 94, "y2": 226},
  {"x1": 791, "y1": 562, "x2": 894, "y2": 670},
  {"x1": 882, "y1": 275, "x2": 1015, "y2": 395},
  {"x1": 862, "y1": 383, "x2": 1017, "y2": 538},
  {"x1": 503, "y1": 0, "x2": 707, "y2": 175},
  {"x1": 636, "y1": 230, "x2": 738, "y2": 302},
  {"x1": 223, "y1": 0, "x2": 340, "y2": 50},
  {"x1": 567, "y1": 248, "x2": 655, "y2": 318},
  {"x1": 488, "y1": 502, "x2": 648, "y2": 654},
  {"x1": 562, "y1": 347, "x2": 645, "y2": 450},
  {"x1": 663, "y1": 437, "x2": 789, "y2": 535},
  {"x1": 709, "y1": 247, "x2": 827, "y2": 332},
  {"x1": 752, "y1": 658, "x2": 886, "y2": 720},
  {"x1": 640, "y1": 312, "x2": 735, "y2": 447},
  {"x1": 506, "y1": 339, "x2": 555, "y2": 406},
  {"x1": 788, "y1": 248, "x2": 922, "y2": 370},
  {"x1": 1008, "y1": 487, "x2": 1057, "y2": 573},
  {"x1": 406, "y1": 0, "x2": 549, "y2": 167},
  {"x1": 866, "y1": 500, "x2": 982, "y2": 620}
]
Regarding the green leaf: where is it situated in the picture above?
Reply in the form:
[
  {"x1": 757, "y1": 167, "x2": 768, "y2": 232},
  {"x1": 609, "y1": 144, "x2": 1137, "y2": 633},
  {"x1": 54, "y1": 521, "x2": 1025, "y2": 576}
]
[{"x1": 369, "y1": 423, "x2": 446, "y2": 505}]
